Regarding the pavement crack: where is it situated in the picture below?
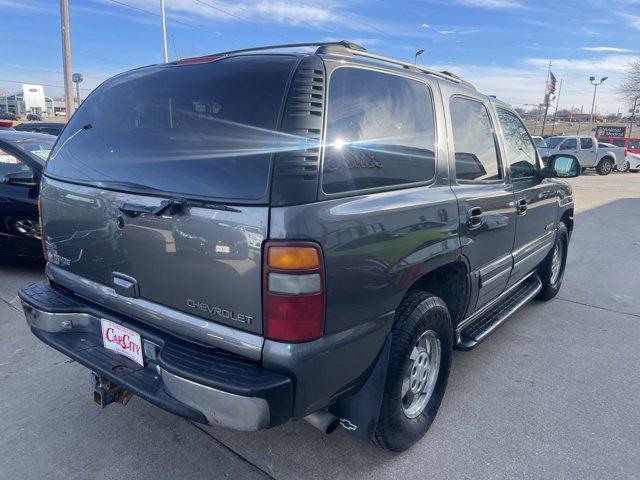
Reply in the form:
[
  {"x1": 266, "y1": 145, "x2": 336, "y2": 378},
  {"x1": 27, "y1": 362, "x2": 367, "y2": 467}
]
[
  {"x1": 187, "y1": 421, "x2": 277, "y2": 480},
  {"x1": 556, "y1": 297, "x2": 640, "y2": 318},
  {"x1": 0, "y1": 297, "x2": 21, "y2": 313}
]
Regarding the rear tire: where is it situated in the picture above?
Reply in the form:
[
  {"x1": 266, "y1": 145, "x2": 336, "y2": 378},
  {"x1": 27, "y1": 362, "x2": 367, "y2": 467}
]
[
  {"x1": 596, "y1": 158, "x2": 614, "y2": 175},
  {"x1": 373, "y1": 292, "x2": 452, "y2": 452},
  {"x1": 537, "y1": 223, "x2": 568, "y2": 301}
]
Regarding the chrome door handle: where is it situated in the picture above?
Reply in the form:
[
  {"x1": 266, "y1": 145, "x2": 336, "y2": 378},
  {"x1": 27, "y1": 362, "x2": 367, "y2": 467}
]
[
  {"x1": 467, "y1": 206, "x2": 483, "y2": 228},
  {"x1": 517, "y1": 198, "x2": 528, "y2": 215}
]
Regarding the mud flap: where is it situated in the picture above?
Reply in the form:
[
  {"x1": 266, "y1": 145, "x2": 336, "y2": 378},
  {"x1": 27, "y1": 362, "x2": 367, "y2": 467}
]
[{"x1": 329, "y1": 333, "x2": 391, "y2": 441}]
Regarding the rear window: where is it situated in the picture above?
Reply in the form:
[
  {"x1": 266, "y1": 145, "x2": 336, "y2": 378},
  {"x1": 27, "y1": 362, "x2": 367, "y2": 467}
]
[
  {"x1": 322, "y1": 68, "x2": 436, "y2": 195},
  {"x1": 46, "y1": 55, "x2": 297, "y2": 202}
]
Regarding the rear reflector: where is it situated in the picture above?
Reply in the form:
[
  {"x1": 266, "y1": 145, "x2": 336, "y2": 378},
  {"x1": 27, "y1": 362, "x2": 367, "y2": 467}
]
[{"x1": 263, "y1": 242, "x2": 325, "y2": 342}]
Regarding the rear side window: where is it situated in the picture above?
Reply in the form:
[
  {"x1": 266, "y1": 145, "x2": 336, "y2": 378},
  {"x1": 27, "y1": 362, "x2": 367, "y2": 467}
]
[
  {"x1": 580, "y1": 138, "x2": 593, "y2": 149},
  {"x1": 322, "y1": 68, "x2": 436, "y2": 194},
  {"x1": 46, "y1": 55, "x2": 297, "y2": 202},
  {"x1": 450, "y1": 97, "x2": 501, "y2": 181}
]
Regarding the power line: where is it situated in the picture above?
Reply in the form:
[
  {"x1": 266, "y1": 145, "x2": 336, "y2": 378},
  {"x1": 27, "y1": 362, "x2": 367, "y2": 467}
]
[{"x1": 0, "y1": 78, "x2": 92, "y2": 92}]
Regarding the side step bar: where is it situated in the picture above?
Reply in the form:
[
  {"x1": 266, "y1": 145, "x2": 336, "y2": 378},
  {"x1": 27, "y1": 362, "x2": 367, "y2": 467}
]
[{"x1": 456, "y1": 274, "x2": 542, "y2": 351}]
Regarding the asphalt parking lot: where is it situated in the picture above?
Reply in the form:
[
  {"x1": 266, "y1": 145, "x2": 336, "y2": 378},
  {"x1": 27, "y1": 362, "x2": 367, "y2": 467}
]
[{"x1": 2, "y1": 173, "x2": 639, "y2": 480}]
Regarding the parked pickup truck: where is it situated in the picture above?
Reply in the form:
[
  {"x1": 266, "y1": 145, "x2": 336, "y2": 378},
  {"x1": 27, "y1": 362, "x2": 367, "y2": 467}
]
[
  {"x1": 538, "y1": 135, "x2": 623, "y2": 175},
  {"x1": 19, "y1": 41, "x2": 580, "y2": 452}
]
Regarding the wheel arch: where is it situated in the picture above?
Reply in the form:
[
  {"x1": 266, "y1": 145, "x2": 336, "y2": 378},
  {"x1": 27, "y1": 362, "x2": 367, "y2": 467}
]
[{"x1": 404, "y1": 260, "x2": 471, "y2": 327}]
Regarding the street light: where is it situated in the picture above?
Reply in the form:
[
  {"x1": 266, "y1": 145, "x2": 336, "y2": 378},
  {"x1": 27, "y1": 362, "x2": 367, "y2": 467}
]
[
  {"x1": 588, "y1": 75, "x2": 607, "y2": 131},
  {"x1": 72, "y1": 72, "x2": 83, "y2": 108},
  {"x1": 414, "y1": 49, "x2": 425, "y2": 64}
]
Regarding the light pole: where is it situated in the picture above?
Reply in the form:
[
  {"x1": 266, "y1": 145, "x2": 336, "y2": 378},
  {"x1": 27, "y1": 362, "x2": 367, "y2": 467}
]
[
  {"x1": 414, "y1": 49, "x2": 425, "y2": 64},
  {"x1": 588, "y1": 75, "x2": 607, "y2": 132},
  {"x1": 72, "y1": 73, "x2": 83, "y2": 108},
  {"x1": 60, "y1": 0, "x2": 75, "y2": 117},
  {"x1": 160, "y1": 0, "x2": 168, "y2": 62}
]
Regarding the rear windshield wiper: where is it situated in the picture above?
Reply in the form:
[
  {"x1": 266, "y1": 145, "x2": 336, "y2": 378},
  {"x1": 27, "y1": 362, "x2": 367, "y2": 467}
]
[{"x1": 119, "y1": 197, "x2": 241, "y2": 218}]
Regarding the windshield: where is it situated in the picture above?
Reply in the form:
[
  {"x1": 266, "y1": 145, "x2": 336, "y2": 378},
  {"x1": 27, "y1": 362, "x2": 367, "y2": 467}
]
[
  {"x1": 544, "y1": 137, "x2": 565, "y2": 149},
  {"x1": 46, "y1": 55, "x2": 297, "y2": 202},
  {"x1": 14, "y1": 136, "x2": 56, "y2": 163}
]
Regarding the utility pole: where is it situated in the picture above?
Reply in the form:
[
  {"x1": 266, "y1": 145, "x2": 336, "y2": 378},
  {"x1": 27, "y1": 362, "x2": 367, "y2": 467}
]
[
  {"x1": 630, "y1": 96, "x2": 639, "y2": 138},
  {"x1": 577, "y1": 105, "x2": 584, "y2": 135},
  {"x1": 550, "y1": 78, "x2": 563, "y2": 135},
  {"x1": 59, "y1": 0, "x2": 74, "y2": 117},
  {"x1": 160, "y1": 0, "x2": 168, "y2": 62}
]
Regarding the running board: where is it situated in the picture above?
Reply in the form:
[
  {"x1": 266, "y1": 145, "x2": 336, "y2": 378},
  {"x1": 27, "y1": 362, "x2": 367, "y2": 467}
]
[{"x1": 456, "y1": 274, "x2": 542, "y2": 351}]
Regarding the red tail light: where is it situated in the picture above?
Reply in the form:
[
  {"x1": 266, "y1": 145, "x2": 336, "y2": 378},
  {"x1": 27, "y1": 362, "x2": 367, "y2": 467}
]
[
  {"x1": 625, "y1": 149, "x2": 628, "y2": 158},
  {"x1": 38, "y1": 198, "x2": 47, "y2": 261},
  {"x1": 263, "y1": 241, "x2": 325, "y2": 342}
]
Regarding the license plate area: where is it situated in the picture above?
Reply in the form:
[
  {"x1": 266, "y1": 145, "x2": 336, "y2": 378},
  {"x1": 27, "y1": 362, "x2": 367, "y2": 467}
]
[{"x1": 101, "y1": 319, "x2": 144, "y2": 366}]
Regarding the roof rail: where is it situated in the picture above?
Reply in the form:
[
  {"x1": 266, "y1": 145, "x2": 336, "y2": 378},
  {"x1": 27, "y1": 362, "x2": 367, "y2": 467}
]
[{"x1": 203, "y1": 41, "x2": 474, "y2": 89}]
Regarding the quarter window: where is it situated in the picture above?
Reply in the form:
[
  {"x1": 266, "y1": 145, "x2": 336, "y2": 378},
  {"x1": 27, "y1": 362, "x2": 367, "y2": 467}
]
[
  {"x1": 322, "y1": 68, "x2": 436, "y2": 194},
  {"x1": 450, "y1": 97, "x2": 501, "y2": 181},
  {"x1": 496, "y1": 108, "x2": 539, "y2": 179}
]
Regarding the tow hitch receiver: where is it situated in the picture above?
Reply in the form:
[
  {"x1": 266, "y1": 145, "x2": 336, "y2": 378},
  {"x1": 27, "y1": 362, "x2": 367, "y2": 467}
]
[{"x1": 91, "y1": 372, "x2": 133, "y2": 408}]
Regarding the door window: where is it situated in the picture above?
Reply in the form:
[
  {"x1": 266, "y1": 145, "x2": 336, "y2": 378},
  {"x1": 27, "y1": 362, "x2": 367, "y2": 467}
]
[
  {"x1": 496, "y1": 108, "x2": 539, "y2": 180},
  {"x1": 450, "y1": 97, "x2": 501, "y2": 181},
  {"x1": 580, "y1": 138, "x2": 594, "y2": 149},
  {"x1": 322, "y1": 67, "x2": 436, "y2": 194},
  {"x1": 612, "y1": 139, "x2": 626, "y2": 147},
  {"x1": 559, "y1": 138, "x2": 577, "y2": 150}
]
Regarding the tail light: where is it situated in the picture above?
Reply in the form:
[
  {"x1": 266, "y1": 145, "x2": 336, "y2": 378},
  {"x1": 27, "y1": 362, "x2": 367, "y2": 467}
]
[
  {"x1": 38, "y1": 198, "x2": 47, "y2": 261},
  {"x1": 625, "y1": 149, "x2": 628, "y2": 158},
  {"x1": 263, "y1": 241, "x2": 325, "y2": 342}
]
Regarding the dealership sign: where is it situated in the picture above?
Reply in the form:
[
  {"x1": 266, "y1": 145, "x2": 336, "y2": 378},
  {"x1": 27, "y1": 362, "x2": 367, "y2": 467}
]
[{"x1": 595, "y1": 125, "x2": 627, "y2": 138}]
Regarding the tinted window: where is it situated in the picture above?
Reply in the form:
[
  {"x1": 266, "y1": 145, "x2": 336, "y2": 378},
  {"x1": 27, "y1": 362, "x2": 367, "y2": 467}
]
[
  {"x1": 46, "y1": 56, "x2": 297, "y2": 202},
  {"x1": 13, "y1": 136, "x2": 56, "y2": 162},
  {"x1": 560, "y1": 138, "x2": 577, "y2": 150},
  {"x1": 629, "y1": 139, "x2": 640, "y2": 149},
  {"x1": 546, "y1": 137, "x2": 564, "y2": 149},
  {"x1": 450, "y1": 97, "x2": 500, "y2": 181},
  {"x1": 496, "y1": 108, "x2": 539, "y2": 179},
  {"x1": 580, "y1": 137, "x2": 593, "y2": 149},
  {"x1": 612, "y1": 139, "x2": 626, "y2": 147},
  {"x1": 322, "y1": 68, "x2": 436, "y2": 194}
]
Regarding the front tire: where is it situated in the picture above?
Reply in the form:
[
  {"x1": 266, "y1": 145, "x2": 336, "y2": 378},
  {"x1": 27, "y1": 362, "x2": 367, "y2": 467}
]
[
  {"x1": 374, "y1": 292, "x2": 452, "y2": 452},
  {"x1": 596, "y1": 158, "x2": 614, "y2": 175},
  {"x1": 616, "y1": 161, "x2": 630, "y2": 173},
  {"x1": 537, "y1": 222, "x2": 568, "y2": 300}
]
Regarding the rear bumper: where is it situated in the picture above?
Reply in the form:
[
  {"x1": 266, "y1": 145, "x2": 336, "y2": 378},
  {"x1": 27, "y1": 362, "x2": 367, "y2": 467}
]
[{"x1": 20, "y1": 281, "x2": 293, "y2": 431}]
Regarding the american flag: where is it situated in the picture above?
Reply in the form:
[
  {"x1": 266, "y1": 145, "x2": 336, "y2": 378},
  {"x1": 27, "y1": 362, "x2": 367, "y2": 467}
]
[{"x1": 548, "y1": 71, "x2": 557, "y2": 94}]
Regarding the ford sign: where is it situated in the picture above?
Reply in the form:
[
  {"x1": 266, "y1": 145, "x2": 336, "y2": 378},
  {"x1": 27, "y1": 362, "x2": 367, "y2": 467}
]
[{"x1": 28, "y1": 88, "x2": 38, "y2": 92}]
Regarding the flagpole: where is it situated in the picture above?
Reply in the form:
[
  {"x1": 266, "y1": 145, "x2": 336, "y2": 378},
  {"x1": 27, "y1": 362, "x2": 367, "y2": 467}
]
[
  {"x1": 550, "y1": 78, "x2": 563, "y2": 135},
  {"x1": 541, "y1": 61, "x2": 552, "y2": 137}
]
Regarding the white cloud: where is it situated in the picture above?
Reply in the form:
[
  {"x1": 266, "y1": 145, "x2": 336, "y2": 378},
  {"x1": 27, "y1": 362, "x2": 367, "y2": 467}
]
[
  {"x1": 452, "y1": 0, "x2": 523, "y2": 9},
  {"x1": 582, "y1": 47, "x2": 635, "y2": 53},
  {"x1": 439, "y1": 28, "x2": 480, "y2": 35},
  {"x1": 618, "y1": 13, "x2": 640, "y2": 30}
]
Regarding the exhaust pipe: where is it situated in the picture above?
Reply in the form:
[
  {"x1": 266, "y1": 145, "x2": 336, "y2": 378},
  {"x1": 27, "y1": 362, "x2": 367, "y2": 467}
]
[
  {"x1": 303, "y1": 411, "x2": 340, "y2": 434},
  {"x1": 91, "y1": 373, "x2": 133, "y2": 408}
]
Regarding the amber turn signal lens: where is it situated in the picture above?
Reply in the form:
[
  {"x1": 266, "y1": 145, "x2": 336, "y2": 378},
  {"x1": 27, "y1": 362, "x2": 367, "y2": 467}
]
[{"x1": 268, "y1": 246, "x2": 320, "y2": 270}]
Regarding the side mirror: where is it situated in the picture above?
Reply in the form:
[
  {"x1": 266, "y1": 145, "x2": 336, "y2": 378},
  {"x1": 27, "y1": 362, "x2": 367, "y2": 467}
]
[
  {"x1": 547, "y1": 155, "x2": 580, "y2": 178},
  {"x1": 2, "y1": 170, "x2": 37, "y2": 187}
]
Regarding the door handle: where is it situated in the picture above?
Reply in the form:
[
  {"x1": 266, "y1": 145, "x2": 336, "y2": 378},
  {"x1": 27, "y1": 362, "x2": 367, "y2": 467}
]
[
  {"x1": 467, "y1": 206, "x2": 483, "y2": 229},
  {"x1": 517, "y1": 198, "x2": 528, "y2": 215}
]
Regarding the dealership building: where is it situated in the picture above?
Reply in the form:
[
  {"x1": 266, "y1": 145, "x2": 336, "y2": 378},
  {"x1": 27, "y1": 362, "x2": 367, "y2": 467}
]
[{"x1": 0, "y1": 84, "x2": 66, "y2": 116}]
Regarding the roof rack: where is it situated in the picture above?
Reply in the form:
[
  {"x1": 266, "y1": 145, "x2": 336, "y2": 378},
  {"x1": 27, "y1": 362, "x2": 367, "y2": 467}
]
[{"x1": 208, "y1": 41, "x2": 475, "y2": 89}]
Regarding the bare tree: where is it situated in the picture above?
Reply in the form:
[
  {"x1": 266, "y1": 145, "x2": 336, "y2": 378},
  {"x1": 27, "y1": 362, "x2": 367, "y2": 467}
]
[{"x1": 618, "y1": 58, "x2": 640, "y2": 104}]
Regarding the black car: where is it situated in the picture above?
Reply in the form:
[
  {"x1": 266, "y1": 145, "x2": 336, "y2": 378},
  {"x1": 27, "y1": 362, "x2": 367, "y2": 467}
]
[
  {"x1": 0, "y1": 112, "x2": 20, "y2": 121},
  {"x1": 0, "y1": 130, "x2": 56, "y2": 258},
  {"x1": 26, "y1": 113, "x2": 45, "y2": 121},
  {"x1": 14, "y1": 122, "x2": 65, "y2": 137}
]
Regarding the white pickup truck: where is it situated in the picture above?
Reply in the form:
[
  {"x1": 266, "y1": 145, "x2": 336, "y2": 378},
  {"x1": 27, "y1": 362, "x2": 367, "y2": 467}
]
[{"x1": 538, "y1": 135, "x2": 625, "y2": 175}]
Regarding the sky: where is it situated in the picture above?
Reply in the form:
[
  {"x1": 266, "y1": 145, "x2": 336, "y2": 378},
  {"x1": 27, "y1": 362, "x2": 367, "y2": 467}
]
[{"x1": 1, "y1": 0, "x2": 639, "y2": 114}]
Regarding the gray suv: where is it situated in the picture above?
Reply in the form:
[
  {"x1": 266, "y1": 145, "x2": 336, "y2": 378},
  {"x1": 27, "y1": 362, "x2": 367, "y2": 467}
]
[{"x1": 19, "y1": 41, "x2": 578, "y2": 452}]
